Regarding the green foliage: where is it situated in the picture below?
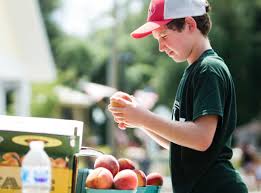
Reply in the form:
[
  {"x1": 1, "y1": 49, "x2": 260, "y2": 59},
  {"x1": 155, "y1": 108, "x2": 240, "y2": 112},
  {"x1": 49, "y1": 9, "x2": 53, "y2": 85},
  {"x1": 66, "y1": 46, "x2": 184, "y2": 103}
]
[
  {"x1": 152, "y1": 56, "x2": 186, "y2": 107},
  {"x1": 38, "y1": 0, "x2": 61, "y2": 15},
  {"x1": 209, "y1": 0, "x2": 261, "y2": 124},
  {"x1": 54, "y1": 36, "x2": 94, "y2": 78},
  {"x1": 39, "y1": 0, "x2": 95, "y2": 88},
  {"x1": 87, "y1": 29, "x2": 113, "y2": 85},
  {"x1": 39, "y1": 0, "x2": 261, "y2": 125},
  {"x1": 31, "y1": 83, "x2": 59, "y2": 118},
  {"x1": 38, "y1": 0, "x2": 64, "y2": 51},
  {"x1": 125, "y1": 63, "x2": 155, "y2": 91},
  {"x1": 6, "y1": 91, "x2": 15, "y2": 115},
  {"x1": 118, "y1": 0, "x2": 261, "y2": 124}
]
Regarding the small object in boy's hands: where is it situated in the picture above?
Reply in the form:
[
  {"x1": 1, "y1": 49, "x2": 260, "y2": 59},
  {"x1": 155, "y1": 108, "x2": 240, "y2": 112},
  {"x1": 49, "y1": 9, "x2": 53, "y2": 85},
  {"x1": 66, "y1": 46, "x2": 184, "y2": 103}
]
[{"x1": 111, "y1": 92, "x2": 132, "y2": 107}]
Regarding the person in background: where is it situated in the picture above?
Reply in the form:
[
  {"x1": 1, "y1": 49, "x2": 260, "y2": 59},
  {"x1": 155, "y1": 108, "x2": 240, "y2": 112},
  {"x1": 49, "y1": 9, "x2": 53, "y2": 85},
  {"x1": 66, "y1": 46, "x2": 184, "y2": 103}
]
[
  {"x1": 241, "y1": 143, "x2": 257, "y2": 175},
  {"x1": 108, "y1": 0, "x2": 248, "y2": 192}
]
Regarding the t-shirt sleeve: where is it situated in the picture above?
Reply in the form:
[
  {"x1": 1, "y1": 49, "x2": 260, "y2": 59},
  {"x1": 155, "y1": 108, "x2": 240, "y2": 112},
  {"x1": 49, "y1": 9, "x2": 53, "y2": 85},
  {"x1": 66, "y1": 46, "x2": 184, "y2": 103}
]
[{"x1": 192, "y1": 68, "x2": 225, "y2": 121}]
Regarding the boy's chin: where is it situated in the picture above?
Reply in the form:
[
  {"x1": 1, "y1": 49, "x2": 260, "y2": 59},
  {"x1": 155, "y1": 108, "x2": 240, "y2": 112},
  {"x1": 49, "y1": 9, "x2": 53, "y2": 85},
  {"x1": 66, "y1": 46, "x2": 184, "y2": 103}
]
[{"x1": 171, "y1": 56, "x2": 186, "y2": 63}]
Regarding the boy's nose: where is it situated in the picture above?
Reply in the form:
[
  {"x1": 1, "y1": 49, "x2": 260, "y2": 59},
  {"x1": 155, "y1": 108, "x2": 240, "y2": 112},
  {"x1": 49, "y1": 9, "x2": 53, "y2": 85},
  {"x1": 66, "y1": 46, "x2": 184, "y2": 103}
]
[{"x1": 159, "y1": 42, "x2": 165, "y2": 52}]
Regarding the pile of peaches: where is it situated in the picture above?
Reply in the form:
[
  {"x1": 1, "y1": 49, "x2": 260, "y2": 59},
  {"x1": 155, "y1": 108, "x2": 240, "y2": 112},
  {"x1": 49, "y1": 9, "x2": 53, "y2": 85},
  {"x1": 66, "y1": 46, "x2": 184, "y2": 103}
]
[
  {"x1": 0, "y1": 152, "x2": 67, "y2": 168},
  {"x1": 85, "y1": 154, "x2": 163, "y2": 192}
]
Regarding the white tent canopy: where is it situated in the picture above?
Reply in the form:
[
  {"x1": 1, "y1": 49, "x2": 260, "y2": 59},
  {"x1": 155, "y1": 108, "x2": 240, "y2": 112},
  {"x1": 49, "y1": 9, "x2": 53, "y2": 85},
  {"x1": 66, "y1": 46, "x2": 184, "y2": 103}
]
[
  {"x1": 0, "y1": 0, "x2": 56, "y2": 82},
  {"x1": 0, "y1": 0, "x2": 56, "y2": 116},
  {"x1": 0, "y1": 54, "x2": 25, "y2": 81}
]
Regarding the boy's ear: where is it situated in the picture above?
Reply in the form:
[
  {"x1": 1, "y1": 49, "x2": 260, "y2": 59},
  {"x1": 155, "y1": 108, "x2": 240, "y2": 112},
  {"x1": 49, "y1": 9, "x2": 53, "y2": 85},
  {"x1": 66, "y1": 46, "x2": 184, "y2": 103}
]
[{"x1": 185, "y1": 17, "x2": 197, "y2": 32}]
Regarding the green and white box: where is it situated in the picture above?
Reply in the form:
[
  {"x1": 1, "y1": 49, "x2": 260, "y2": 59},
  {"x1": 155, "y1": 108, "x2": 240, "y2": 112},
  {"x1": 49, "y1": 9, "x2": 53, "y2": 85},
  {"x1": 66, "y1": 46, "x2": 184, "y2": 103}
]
[{"x1": 0, "y1": 115, "x2": 83, "y2": 193}]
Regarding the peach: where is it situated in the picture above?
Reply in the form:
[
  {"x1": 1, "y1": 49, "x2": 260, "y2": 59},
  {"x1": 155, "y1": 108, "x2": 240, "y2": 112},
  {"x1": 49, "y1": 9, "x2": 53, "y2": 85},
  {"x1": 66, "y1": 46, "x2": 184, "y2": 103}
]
[
  {"x1": 146, "y1": 172, "x2": 163, "y2": 186},
  {"x1": 111, "y1": 101, "x2": 124, "y2": 108},
  {"x1": 2, "y1": 152, "x2": 20, "y2": 161},
  {"x1": 53, "y1": 158, "x2": 67, "y2": 168},
  {"x1": 85, "y1": 167, "x2": 113, "y2": 189},
  {"x1": 111, "y1": 92, "x2": 132, "y2": 107},
  {"x1": 113, "y1": 169, "x2": 138, "y2": 190},
  {"x1": 134, "y1": 169, "x2": 147, "y2": 187},
  {"x1": 118, "y1": 158, "x2": 136, "y2": 171},
  {"x1": 94, "y1": 154, "x2": 119, "y2": 177},
  {"x1": 0, "y1": 158, "x2": 19, "y2": 166}
]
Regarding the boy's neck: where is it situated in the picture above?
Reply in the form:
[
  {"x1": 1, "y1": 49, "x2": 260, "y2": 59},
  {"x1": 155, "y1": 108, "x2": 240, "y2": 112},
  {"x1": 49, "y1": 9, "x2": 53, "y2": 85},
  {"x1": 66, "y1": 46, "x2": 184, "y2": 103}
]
[{"x1": 187, "y1": 36, "x2": 212, "y2": 65}]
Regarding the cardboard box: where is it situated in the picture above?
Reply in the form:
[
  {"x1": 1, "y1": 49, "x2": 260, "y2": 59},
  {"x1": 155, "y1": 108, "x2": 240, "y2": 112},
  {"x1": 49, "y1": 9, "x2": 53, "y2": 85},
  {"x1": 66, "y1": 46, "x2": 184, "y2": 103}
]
[{"x1": 0, "y1": 115, "x2": 83, "y2": 193}]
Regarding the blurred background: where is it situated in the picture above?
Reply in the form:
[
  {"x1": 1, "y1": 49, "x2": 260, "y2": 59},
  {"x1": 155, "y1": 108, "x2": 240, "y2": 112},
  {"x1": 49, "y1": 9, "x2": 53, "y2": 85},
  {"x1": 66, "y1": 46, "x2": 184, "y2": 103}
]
[{"x1": 0, "y1": 0, "x2": 260, "y2": 192}]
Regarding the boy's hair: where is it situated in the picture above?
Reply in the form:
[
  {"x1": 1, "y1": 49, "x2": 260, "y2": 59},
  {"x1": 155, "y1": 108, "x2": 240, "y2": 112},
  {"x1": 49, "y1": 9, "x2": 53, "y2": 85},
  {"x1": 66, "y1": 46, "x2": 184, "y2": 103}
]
[{"x1": 166, "y1": 1, "x2": 212, "y2": 36}]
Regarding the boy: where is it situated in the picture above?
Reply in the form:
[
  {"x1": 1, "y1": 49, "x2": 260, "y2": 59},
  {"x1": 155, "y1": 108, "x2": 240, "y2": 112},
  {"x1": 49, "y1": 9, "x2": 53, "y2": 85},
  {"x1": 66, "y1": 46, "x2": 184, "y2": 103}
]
[{"x1": 108, "y1": 0, "x2": 248, "y2": 192}]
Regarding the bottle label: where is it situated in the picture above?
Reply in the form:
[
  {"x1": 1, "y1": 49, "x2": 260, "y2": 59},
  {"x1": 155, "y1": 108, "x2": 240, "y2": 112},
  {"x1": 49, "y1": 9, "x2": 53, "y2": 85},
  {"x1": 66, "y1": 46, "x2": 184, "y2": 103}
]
[{"x1": 21, "y1": 166, "x2": 51, "y2": 188}]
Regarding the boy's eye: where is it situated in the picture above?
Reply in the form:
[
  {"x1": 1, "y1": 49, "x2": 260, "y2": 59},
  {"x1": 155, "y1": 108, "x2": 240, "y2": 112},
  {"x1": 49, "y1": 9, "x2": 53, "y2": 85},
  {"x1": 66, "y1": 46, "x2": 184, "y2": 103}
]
[{"x1": 161, "y1": 35, "x2": 167, "y2": 39}]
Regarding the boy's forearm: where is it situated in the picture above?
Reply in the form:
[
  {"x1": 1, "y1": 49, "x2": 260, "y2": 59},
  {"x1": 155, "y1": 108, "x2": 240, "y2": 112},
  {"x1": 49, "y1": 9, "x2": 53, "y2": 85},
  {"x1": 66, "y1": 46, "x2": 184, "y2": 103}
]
[
  {"x1": 142, "y1": 111, "x2": 214, "y2": 151},
  {"x1": 141, "y1": 128, "x2": 170, "y2": 150}
]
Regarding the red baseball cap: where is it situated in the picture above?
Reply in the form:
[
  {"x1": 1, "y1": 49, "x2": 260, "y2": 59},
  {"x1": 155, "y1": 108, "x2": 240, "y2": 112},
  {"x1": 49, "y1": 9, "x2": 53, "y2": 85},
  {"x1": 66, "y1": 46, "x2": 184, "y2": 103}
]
[{"x1": 131, "y1": 0, "x2": 207, "y2": 39}]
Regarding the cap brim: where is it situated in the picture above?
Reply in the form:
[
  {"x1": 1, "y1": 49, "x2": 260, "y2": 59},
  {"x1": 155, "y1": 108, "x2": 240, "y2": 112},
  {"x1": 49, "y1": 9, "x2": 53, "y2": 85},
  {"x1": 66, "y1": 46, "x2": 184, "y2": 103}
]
[{"x1": 131, "y1": 20, "x2": 172, "y2": 39}]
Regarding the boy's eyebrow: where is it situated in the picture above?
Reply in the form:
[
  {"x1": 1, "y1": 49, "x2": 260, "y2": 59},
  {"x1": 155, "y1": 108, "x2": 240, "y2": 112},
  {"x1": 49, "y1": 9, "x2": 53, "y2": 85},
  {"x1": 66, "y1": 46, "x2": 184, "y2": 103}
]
[
  {"x1": 152, "y1": 28, "x2": 168, "y2": 39},
  {"x1": 152, "y1": 29, "x2": 167, "y2": 37},
  {"x1": 158, "y1": 29, "x2": 167, "y2": 37},
  {"x1": 159, "y1": 29, "x2": 168, "y2": 37}
]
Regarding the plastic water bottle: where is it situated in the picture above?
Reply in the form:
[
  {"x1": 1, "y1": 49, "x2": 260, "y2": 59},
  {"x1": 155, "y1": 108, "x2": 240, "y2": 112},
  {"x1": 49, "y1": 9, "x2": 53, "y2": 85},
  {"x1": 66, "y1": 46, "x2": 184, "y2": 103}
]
[{"x1": 21, "y1": 141, "x2": 52, "y2": 193}]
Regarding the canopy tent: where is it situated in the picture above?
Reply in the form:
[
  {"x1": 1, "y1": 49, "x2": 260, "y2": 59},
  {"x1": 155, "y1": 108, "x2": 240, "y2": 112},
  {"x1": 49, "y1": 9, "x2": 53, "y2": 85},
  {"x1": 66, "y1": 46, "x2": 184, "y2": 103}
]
[
  {"x1": 0, "y1": 0, "x2": 56, "y2": 116},
  {"x1": 0, "y1": 0, "x2": 55, "y2": 82}
]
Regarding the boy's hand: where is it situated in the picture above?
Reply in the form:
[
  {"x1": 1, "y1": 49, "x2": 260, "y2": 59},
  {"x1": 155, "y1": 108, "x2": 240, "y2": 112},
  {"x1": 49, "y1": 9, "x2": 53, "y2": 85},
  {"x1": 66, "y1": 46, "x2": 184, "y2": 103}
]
[
  {"x1": 109, "y1": 91, "x2": 148, "y2": 130},
  {"x1": 109, "y1": 92, "x2": 133, "y2": 129},
  {"x1": 110, "y1": 91, "x2": 132, "y2": 107}
]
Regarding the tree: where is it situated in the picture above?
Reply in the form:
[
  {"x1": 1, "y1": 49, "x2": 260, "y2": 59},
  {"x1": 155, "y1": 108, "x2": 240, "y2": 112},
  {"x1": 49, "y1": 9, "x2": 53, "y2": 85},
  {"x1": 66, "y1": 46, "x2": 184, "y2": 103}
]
[
  {"x1": 209, "y1": 0, "x2": 261, "y2": 124},
  {"x1": 39, "y1": 0, "x2": 261, "y2": 126},
  {"x1": 39, "y1": 0, "x2": 95, "y2": 87}
]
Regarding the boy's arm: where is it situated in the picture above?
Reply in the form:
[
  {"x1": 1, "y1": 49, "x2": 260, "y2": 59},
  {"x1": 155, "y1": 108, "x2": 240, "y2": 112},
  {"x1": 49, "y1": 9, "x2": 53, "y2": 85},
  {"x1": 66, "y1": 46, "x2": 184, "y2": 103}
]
[
  {"x1": 140, "y1": 128, "x2": 170, "y2": 150},
  {"x1": 120, "y1": 122, "x2": 170, "y2": 150},
  {"x1": 109, "y1": 93, "x2": 217, "y2": 152},
  {"x1": 143, "y1": 112, "x2": 218, "y2": 151}
]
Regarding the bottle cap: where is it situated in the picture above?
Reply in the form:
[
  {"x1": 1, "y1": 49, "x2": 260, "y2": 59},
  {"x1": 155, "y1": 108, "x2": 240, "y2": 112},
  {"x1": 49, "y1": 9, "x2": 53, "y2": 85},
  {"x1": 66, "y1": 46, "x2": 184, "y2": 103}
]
[{"x1": 29, "y1": 141, "x2": 44, "y2": 149}]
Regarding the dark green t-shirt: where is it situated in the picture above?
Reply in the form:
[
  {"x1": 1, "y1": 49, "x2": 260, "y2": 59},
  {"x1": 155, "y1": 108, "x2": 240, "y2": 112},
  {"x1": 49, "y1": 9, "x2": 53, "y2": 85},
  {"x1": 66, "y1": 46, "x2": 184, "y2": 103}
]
[{"x1": 170, "y1": 49, "x2": 247, "y2": 193}]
